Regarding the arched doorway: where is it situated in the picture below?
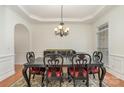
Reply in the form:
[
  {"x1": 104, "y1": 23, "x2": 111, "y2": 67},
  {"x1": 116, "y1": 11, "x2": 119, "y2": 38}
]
[{"x1": 14, "y1": 24, "x2": 30, "y2": 64}]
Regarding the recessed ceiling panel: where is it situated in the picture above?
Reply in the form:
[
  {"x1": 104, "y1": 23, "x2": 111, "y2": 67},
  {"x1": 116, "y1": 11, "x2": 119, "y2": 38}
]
[{"x1": 21, "y1": 5, "x2": 104, "y2": 19}]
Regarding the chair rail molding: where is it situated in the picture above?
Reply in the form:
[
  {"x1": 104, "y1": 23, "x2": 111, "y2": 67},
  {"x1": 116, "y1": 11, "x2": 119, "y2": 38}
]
[
  {"x1": 0, "y1": 54, "x2": 15, "y2": 81},
  {"x1": 0, "y1": 54, "x2": 15, "y2": 59},
  {"x1": 110, "y1": 54, "x2": 124, "y2": 58}
]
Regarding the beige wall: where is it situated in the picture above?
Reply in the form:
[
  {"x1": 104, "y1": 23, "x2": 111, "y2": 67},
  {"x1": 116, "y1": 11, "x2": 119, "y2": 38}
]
[
  {"x1": 2, "y1": 5, "x2": 124, "y2": 80},
  {"x1": 0, "y1": 6, "x2": 6, "y2": 55},
  {"x1": 31, "y1": 23, "x2": 95, "y2": 57},
  {"x1": 94, "y1": 6, "x2": 124, "y2": 56},
  {"x1": 93, "y1": 6, "x2": 124, "y2": 80},
  {"x1": 0, "y1": 6, "x2": 31, "y2": 81}
]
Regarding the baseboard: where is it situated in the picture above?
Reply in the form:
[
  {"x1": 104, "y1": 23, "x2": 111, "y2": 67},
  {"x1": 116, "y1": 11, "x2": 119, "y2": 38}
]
[
  {"x1": 107, "y1": 54, "x2": 124, "y2": 80},
  {"x1": 0, "y1": 54, "x2": 15, "y2": 81},
  {"x1": 0, "y1": 69, "x2": 15, "y2": 81},
  {"x1": 107, "y1": 67, "x2": 124, "y2": 80}
]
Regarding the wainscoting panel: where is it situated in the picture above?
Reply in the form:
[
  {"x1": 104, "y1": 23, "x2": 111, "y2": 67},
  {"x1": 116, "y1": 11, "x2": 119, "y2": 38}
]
[
  {"x1": 108, "y1": 54, "x2": 124, "y2": 80},
  {"x1": 0, "y1": 54, "x2": 15, "y2": 81}
]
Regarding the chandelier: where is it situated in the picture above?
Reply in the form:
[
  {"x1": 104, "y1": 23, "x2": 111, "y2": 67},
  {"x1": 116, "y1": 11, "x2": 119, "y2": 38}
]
[{"x1": 54, "y1": 5, "x2": 69, "y2": 37}]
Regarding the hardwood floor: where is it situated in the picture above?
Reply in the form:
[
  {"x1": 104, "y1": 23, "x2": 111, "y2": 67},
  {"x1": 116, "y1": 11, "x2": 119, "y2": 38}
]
[
  {"x1": 0, "y1": 65, "x2": 23, "y2": 87},
  {"x1": 104, "y1": 73, "x2": 124, "y2": 87},
  {"x1": 0, "y1": 65, "x2": 124, "y2": 87}
]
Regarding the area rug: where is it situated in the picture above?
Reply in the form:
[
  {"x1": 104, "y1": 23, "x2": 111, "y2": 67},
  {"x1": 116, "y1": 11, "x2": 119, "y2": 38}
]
[{"x1": 10, "y1": 75, "x2": 109, "y2": 87}]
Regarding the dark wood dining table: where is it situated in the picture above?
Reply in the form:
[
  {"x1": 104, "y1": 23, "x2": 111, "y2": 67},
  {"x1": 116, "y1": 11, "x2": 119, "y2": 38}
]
[{"x1": 22, "y1": 57, "x2": 106, "y2": 87}]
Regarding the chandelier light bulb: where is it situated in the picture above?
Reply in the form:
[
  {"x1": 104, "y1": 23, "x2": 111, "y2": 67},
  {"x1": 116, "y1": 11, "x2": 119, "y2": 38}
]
[
  {"x1": 64, "y1": 28, "x2": 69, "y2": 32},
  {"x1": 66, "y1": 28, "x2": 69, "y2": 31},
  {"x1": 58, "y1": 25, "x2": 63, "y2": 29},
  {"x1": 54, "y1": 28, "x2": 58, "y2": 31}
]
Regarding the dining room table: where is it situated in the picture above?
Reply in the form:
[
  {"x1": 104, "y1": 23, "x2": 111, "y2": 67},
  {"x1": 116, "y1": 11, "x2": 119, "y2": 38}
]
[{"x1": 22, "y1": 56, "x2": 106, "y2": 87}]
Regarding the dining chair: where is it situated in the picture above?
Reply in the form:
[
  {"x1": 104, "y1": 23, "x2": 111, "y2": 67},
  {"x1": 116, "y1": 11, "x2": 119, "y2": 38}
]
[
  {"x1": 89, "y1": 51, "x2": 103, "y2": 79},
  {"x1": 43, "y1": 54, "x2": 64, "y2": 87},
  {"x1": 67, "y1": 50, "x2": 76, "y2": 82},
  {"x1": 26, "y1": 51, "x2": 45, "y2": 85},
  {"x1": 68, "y1": 53, "x2": 91, "y2": 87}
]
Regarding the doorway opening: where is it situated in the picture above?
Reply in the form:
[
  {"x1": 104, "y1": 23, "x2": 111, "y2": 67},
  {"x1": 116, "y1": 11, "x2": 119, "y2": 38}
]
[
  {"x1": 14, "y1": 24, "x2": 30, "y2": 65},
  {"x1": 97, "y1": 23, "x2": 109, "y2": 68}
]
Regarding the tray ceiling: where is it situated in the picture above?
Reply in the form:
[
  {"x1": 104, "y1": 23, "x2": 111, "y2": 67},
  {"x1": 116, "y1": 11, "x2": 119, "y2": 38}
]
[{"x1": 12, "y1": 5, "x2": 114, "y2": 23}]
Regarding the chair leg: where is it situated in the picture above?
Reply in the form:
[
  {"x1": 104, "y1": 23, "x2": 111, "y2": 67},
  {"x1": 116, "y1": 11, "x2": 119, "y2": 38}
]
[
  {"x1": 46, "y1": 77, "x2": 48, "y2": 87},
  {"x1": 33, "y1": 74, "x2": 35, "y2": 79},
  {"x1": 41, "y1": 74, "x2": 45, "y2": 87},
  {"x1": 86, "y1": 79, "x2": 89, "y2": 87},
  {"x1": 60, "y1": 77, "x2": 63, "y2": 87},
  {"x1": 29, "y1": 72, "x2": 31, "y2": 82},
  {"x1": 60, "y1": 79, "x2": 61, "y2": 87},
  {"x1": 93, "y1": 74, "x2": 95, "y2": 79},
  {"x1": 73, "y1": 78, "x2": 76, "y2": 87},
  {"x1": 68, "y1": 74, "x2": 72, "y2": 82},
  {"x1": 68, "y1": 68, "x2": 72, "y2": 82},
  {"x1": 86, "y1": 75, "x2": 89, "y2": 87}
]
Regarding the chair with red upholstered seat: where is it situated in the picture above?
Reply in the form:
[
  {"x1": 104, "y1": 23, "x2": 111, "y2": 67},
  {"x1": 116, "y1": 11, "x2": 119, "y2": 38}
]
[
  {"x1": 89, "y1": 51, "x2": 103, "y2": 79},
  {"x1": 43, "y1": 54, "x2": 64, "y2": 87},
  {"x1": 26, "y1": 52, "x2": 45, "y2": 86},
  {"x1": 68, "y1": 53, "x2": 91, "y2": 87}
]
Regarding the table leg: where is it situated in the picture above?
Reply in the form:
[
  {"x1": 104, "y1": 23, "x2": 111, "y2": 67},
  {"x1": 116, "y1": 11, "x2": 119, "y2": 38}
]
[
  {"x1": 67, "y1": 66, "x2": 72, "y2": 82},
  {"x1": 86, "y1": 73, "x2": 89, "y2": 87},
  {"x1": 22, "y1": 66, "x2": 31, "y2": 87},
  {"x1": 98, "y1": 66, "x2": 106, "y2": 87},
  {"x1": 41, "y1": 73, "x2": 45, "y2": 87}
]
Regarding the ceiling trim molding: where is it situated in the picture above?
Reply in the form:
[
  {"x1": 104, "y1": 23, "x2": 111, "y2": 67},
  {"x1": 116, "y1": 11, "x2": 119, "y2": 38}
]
[
  {"x1": 29, "y1": 15, "x2": 93, "y2": 22},
  {"x1": 18, "y1": 6, "x2": 32, "y2": 18},
  {"x1": 92, "y1": 6, "x2": 106, "y2": 18},
  {"x1": 17, "y1": 5, "x2": 113, "y2": 23}
]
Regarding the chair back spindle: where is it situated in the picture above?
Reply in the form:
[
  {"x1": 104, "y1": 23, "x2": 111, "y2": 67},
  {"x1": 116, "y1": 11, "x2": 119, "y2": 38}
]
[
  {"x1": 92, "y1": 51, "x2": 103, "y2": 63},
  {"x1": 26, "y1": 51, "x2": 35, "y2": 63}
]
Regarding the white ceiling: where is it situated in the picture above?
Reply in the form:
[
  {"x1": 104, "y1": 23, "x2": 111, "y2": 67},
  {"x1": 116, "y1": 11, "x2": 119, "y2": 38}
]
[{"x1": 13, "y1": 5, "x2": 114, "y2": 23}]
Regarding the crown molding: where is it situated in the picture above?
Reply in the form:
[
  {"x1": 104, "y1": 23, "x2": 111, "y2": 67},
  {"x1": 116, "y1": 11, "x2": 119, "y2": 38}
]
[
  {"x1": 29, "y1": 14, "x2": 94, "y2": 22},
  {"x1": 17, "y1": 5, "x2": 114, "y2": 23},
  {"x1": 18, "y1": 5, "x2": 32, "y2": 18}
]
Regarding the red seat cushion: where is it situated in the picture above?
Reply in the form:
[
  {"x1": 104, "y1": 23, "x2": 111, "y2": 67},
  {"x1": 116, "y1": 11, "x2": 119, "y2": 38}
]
[
  {"x1": 82, "y1": 69, "x2": 88, "y2": 77},
  {"x1": 47, "y1": 67, "x2": 62, "y2": 78},
  {"x1": 69, "y1": 67, "x2": 88, "y2": 77},
  {"x1": 56, "y1": 70, "x2": 62, "y2": 77},
  {"x1": 29, "y1": 67, "x2": 45, "y2": 74},
  {"x1": 69, "y1": 67, "x2": 75, "y2": 76},
  {"x1": 29, "y1": 67, "x2": 40, "y2": 73},
  {"x1": 40, "y1": 68, "x2": 46, "y2": 72},
  {"x1": 47, "y1": 70, "x2": 52, "y2": 78},
  {"x1": 91, "y1": 67, "x2": 99, "y2": 73},
  {"x1": 74, "y1": 68, "x2": 88, "y2": 77},
  {"x1": 75, "y1": 70, "x2": 79, "y2": 77}
]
